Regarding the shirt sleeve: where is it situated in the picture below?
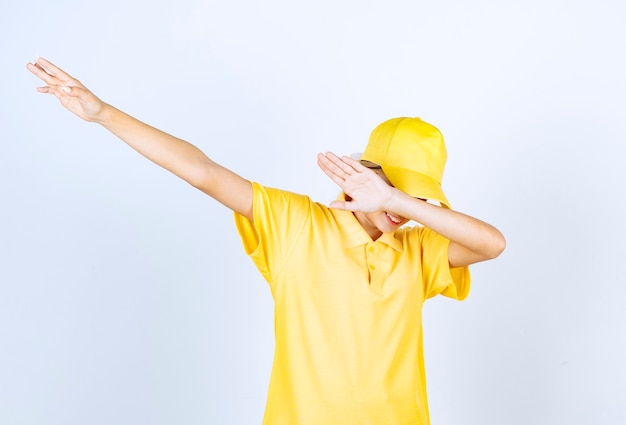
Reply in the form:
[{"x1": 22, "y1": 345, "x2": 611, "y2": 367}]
[
  {"x1": 418, "y1": 226, "x2": 471, "y2": 301},
  {"x1": 233, "y1": 182, "x2": 311, "y2": 288}
]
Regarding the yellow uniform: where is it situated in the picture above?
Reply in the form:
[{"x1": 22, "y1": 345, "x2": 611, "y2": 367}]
[{"x1": 235, "y1": 182, "x2": 470, "y2": 425}]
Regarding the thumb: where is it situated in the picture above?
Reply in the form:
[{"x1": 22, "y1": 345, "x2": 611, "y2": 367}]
[
  {"x1": 56, "y1": 84, "x2": 84, "y2": 104},
  {"x1": 329, "y1": 200, "x2": 357, "y2": 211},
  {"x1": 62, "y1": 85, "x2": 87, "y2": 97}
]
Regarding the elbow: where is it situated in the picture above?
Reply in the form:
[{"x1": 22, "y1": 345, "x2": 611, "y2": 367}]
[
  {"x1": 187, "y1": 168, "x2": 212, "y2": 191},
  {"x1": 185, "y1": 160, "x2": 218, "y2": 192},
  {"x1": 485, "y1": 231, "x2": 506, "y2": 260}
]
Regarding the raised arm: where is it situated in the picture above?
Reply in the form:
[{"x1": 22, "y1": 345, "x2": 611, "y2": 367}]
[{"x1": 26, "y1": 57, "x2": 253, "y2": 220}]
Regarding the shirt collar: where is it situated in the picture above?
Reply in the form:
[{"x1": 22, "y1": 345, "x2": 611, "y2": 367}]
[{"x1": 331, "y1": 194, "x2": 404, "y2": 252}]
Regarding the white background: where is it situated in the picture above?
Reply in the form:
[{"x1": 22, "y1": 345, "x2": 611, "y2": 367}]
[{"x1": 1, "y1": 0, "x2": 625, "y2": 424}]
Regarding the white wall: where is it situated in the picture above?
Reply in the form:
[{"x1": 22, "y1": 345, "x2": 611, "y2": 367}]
[{"x1": 1, "y1": 0, "x2": 624, "y2": 423}]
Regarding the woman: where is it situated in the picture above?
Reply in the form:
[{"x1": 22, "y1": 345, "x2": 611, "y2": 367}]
[{"x1": 27, "y1": 57, "x2": 505, "y2": 425}]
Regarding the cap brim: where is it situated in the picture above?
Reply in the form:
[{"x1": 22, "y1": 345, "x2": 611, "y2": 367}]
[{"x1": 382, "y1": 165, "x2": 451, "y2": 209}]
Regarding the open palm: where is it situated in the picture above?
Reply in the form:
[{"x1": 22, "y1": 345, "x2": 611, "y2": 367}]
[
  {"x1": 317, "y1": 152, "x2": 394, "y2": 212},
  {"x1": 26, "y1": 57, "x2": 104, "y2": 122}
]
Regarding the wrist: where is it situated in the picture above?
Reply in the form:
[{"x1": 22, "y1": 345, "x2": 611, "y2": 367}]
[
  {"x1": 93, "y1": 103, "x2": 114, "y2": 126},
  {"x1": 384, "y1": 187, "x2": 408, "y2": 213},
  {"x1": 386, "y1": 187, "x2": 431, "y2": 218}
]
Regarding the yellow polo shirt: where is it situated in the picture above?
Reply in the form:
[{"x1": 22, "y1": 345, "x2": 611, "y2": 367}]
[{"x1": 234, "y1": 183, "x2": 470, "y2": 425}]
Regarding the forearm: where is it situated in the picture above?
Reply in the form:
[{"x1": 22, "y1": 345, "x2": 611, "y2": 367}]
[
  {"x1": 96, "y1": 103, "x2": 214, "y2": 187},
  {"x1": 387, "y1": 189, "x2": 506, "y2": 261}
]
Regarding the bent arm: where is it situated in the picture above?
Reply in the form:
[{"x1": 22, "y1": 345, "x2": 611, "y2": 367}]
[
  {"x1": 385, "y1": 191, "x2": 506, "y2": 267},
  {"x1": 27, "y1": 58, "x2": 252, "y2": 220},
  {"x1": 317, "y1": 152, "x2": 505, "y2": 267}
]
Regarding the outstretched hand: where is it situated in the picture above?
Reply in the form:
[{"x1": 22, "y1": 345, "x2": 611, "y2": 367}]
[
  {"x1": 26, "y1": 57, "x2": 105, "y2": 122},
  {"x1": 317, "y1": 152, "x2": 395, "y2": 212}
]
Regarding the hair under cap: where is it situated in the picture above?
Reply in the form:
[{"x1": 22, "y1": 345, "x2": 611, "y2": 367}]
[{"x1": 361, "y1": 117, "x2": 451, "y2": 209}]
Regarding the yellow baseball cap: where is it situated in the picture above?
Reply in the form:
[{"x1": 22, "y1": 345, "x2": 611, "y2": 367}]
[{"x1": 361, "y1": 117, "x2": 451, "y2": 209}]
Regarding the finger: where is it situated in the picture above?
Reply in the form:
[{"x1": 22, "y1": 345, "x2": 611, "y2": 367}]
[
  {"x1": 27, "y1": 62, "x2": 58, "y2": 86},
  {"x1": 35, "y1": 84, "x2": 77, "y2": 103},
  {"x1": 322, "y1": 152, "x2": 358, "y2": 176},
  {"x1": 317, "y1": 153, "x2": 349, "y2": 181},
  {"x1": 341, "y1": 155, "x2": 370, "y2": 172},
  {"x1": 318, "y1": 156, "x2": 347, "y2": 186},
  {"x1": 36, "y1": 57, "x2": 74, "y2": 83}
]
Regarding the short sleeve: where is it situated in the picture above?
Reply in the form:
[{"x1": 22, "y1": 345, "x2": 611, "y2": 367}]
[
  {"x1": 419, "y1": 227, "x2": 471, "y2": 300},
  {"x1": 233, "y1": 182, "x2": 310, "y2": 287}
]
